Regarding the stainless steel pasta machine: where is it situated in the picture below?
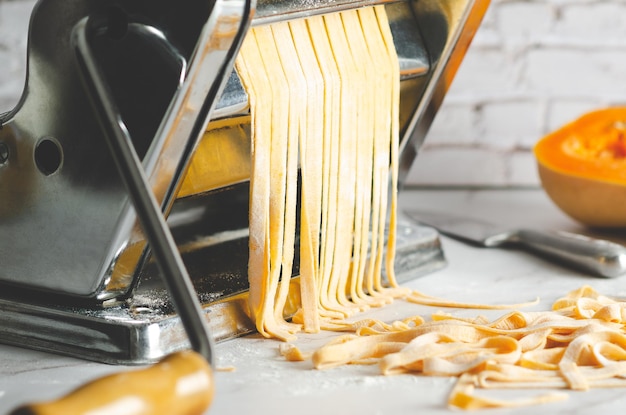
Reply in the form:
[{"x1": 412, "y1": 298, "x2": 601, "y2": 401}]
[{"x1": 0, "y1": 0, "x2": 489, "y2": 363}]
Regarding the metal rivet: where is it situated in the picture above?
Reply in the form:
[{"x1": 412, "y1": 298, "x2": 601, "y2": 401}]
[{"x1": 0, "y1": 142, "x2": 8, "y2": 165}]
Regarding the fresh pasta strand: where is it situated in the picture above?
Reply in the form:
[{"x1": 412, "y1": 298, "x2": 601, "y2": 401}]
[
  {"x1": 449, "y1": 374, "x2": 569, "y2": 410},
  {"x1": 407, "y1": 289, "x2": 540, "y2": 310},
  {"x1": 235, "y1": 32, "x2": 272, "y2": 339},
  {"x1": 288, "y1": 18, "x2": 324, "y2": 333}
]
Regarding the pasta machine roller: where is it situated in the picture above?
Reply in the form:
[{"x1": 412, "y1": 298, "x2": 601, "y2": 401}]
[{"x1": 0, "y1": 0, "x2": 489, "y2": 363}]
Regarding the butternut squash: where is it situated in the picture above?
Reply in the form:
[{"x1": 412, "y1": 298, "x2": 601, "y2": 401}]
[{"x1": 534, "y1": 108, "x2": 626, "y2": 228}]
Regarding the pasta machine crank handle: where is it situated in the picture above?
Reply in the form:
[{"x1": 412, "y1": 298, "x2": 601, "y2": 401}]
[
  {"x1": 71, "y1": 16, "x2": 215, "y2": 365},
  {"x1": 9, "y1": 350, "x2": 214, "y2": 415}
]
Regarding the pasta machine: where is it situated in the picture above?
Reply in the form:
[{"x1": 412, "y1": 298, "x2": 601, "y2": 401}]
[{"x1": 0, "y1": 0, "x2": 489, "y2": 364}]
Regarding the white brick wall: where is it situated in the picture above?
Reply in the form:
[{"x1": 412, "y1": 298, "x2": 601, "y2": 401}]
[
  {"x1": 0, "y1": 0, "x2": 618, "y2": 187},
  {"x1": 0, "y1": 0, "x2": 35, "y2": 112},
  {"x1": 408, "y1": 0, "x2": 626, "y2": 187}
]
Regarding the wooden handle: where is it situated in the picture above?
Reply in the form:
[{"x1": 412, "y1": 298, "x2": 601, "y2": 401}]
[{"x1": 10, "y1": 351, "x2": 214, "y2": 415}]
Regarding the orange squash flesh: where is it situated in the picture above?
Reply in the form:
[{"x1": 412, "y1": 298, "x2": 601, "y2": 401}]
[{"x1": 534, "y1": 108, "x2": 626, "y2": 228}]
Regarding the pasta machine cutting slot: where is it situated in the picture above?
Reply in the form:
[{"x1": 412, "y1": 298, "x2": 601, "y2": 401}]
[{"x1": 0, "y1": 0, "x2": 489, "y2": 363}]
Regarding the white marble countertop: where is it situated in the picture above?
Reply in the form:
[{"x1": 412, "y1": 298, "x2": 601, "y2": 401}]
[{"x1": 2, "y1": 188, "x2": 626, "y2": 415}]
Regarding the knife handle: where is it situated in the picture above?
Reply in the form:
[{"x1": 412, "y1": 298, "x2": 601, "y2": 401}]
[
  {"x1": 9, "y1": 350, "x2": 214, "y2": 415},
  {"x1": 515, "y1": 229, "x2": 626, "y2": 278}
]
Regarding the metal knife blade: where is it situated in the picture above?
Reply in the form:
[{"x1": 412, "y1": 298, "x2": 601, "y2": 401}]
[
  {"x1": 405, "y1": 209, "x2": 626, "y2": 278},
  {"x1": 403, "y1": 210, "x2": 517, "y2": 248}
]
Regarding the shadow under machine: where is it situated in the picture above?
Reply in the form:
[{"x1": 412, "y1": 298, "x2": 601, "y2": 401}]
[{"x1": 0, "y1": 0, "x2": 489, "y2": 363}]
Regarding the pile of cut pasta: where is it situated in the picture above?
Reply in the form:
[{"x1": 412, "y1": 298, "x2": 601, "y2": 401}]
[{"x1": 281, "y1": 285, "x2": 626, "y2": 409}]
